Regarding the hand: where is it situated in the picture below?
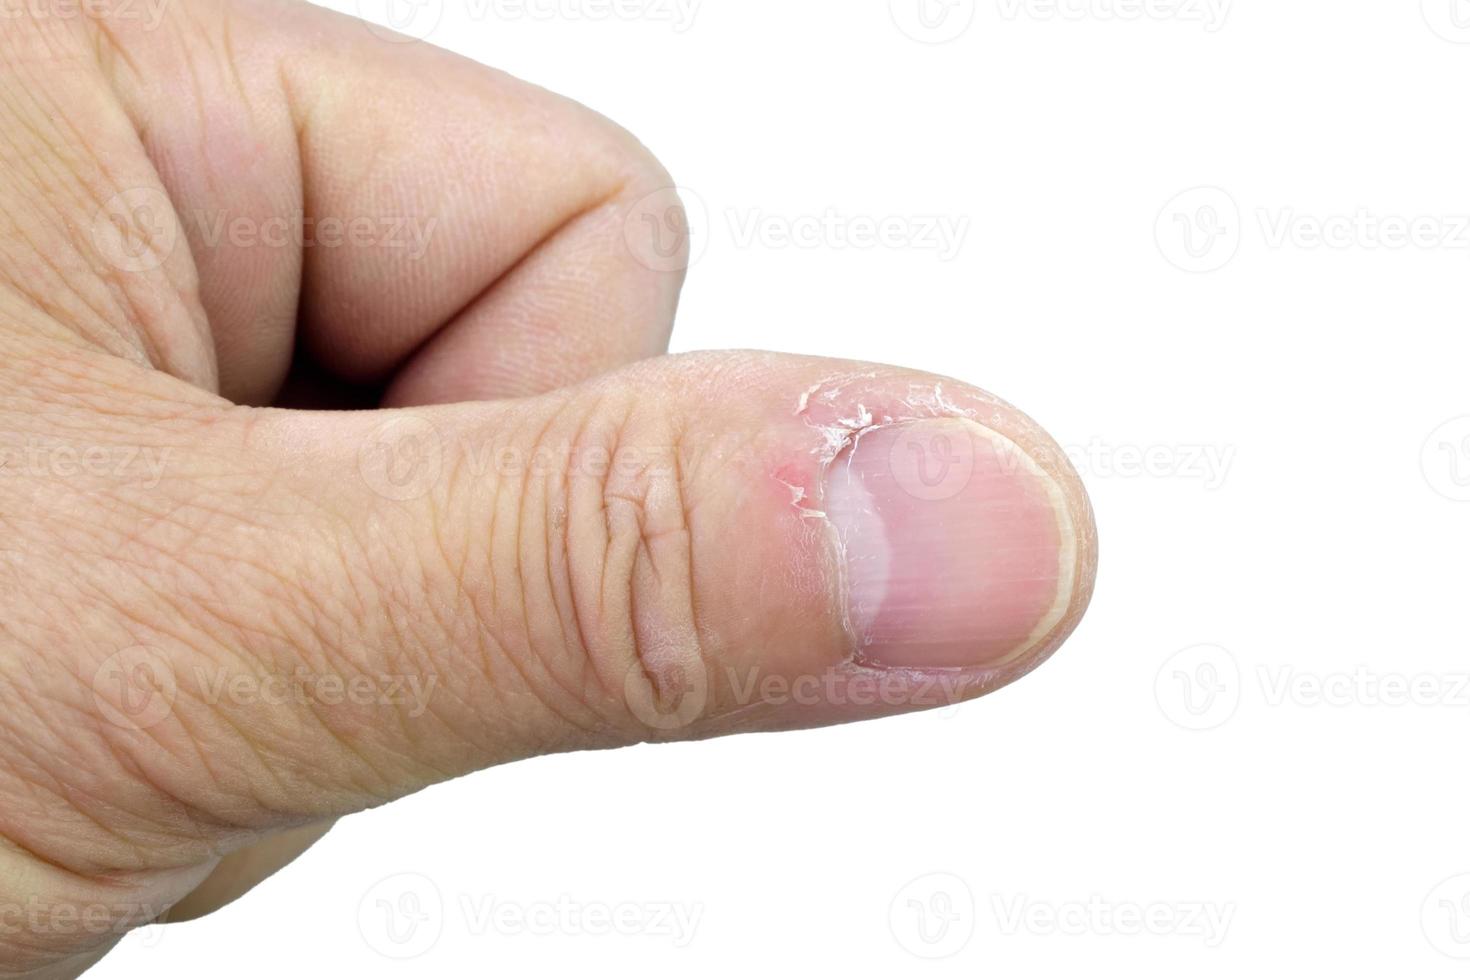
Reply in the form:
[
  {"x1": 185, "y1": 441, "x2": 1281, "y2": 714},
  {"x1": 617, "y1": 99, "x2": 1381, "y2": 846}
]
[{"x1": 0, "y1": 1, "x2": 1096, "y2": 974}]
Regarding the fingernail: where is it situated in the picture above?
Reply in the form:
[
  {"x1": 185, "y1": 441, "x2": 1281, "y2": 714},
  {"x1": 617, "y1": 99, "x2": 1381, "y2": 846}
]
[{"x1": 824, "y1": 418, "x2": 1076, "y2": 670}]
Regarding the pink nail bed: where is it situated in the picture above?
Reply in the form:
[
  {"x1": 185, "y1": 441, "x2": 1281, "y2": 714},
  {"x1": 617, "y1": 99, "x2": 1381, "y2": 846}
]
[{"x1": 824, "y1": 418, "x2": 1075, "y2": 670}]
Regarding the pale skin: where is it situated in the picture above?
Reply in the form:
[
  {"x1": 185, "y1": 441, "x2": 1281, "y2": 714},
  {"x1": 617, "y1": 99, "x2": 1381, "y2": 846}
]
[{"x1": 0, "y1": 1, "x2": 1099, "y2": 975}]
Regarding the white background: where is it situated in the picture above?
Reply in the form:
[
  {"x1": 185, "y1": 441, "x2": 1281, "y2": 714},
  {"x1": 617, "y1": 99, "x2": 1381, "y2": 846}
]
[{"x1": 107, "y1": 0, "x2": 1470, "y2": 976}]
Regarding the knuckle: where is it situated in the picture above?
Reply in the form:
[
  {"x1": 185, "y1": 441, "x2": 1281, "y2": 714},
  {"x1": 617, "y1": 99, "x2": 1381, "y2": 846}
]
[{"x1": 518, "y1": 393, "x2": 706, "y2": 738}]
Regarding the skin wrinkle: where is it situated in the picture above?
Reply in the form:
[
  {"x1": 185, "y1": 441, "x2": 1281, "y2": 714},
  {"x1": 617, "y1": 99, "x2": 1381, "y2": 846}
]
[
  {"x1": 497, "y1": 401, "x2": 590, "y2": 742},
  {"x1": 86, "y1": 10, "x2": 145, "y2": 82},
  {"x1": 215, "y1": 7, "x2": 254, "y2": 131},
  {"x1": 11, "y1": 75, "x2": 201, "y2": 380},
  {"x1": 456, "y1": 415, "x2": 547, "y2": 754},
  {"x1": 187, "y1": 626, "x2": 386, "y2": 810},
  {"x1": 336, "y1": 456, "x2": 483, "y2": 768},
  {"x1": 53, "y1": 584, "x2": 273, "y2": 848},
  {"x1": 583, "y1": 395, "x2": 640, "y2": 720},
  {"x1": 414, "y1": 478, "x2": 514, "y2": 756},
  {"x1": 289, "y1": 689, "x2": 401, "y2": 809},
  {"x1": 0, "y1": 755, "x2": 88, "y2": 846},
  {"x1": 596, "y1": 397, "x2": 702, "y2": 731},
  {"x1": 539, "y1": 392, "x2": 587, "y2": 689},
  {"x1": 0, "y1": 346, "x2": 215, "y2": 419},
  {"x1": 392, "y1": 526, "x2": 464, "y2": 761},
  {"x1": 313, "y1": 555, "x2": 432, "y2": 787},
  {"x1": 171, "y1": 23, "x2": 219, "y2": 201},
  {"x1": 309, "y1": 509, "x2": 379, "y2": 659},
  {"x1": 95, "y1": 720, "x2": 237, "y2": 862},
  {"x1": 0, "y1": 220, "x2": 132, "y2": 364},
  {"x1": 0, "y1": 718, "x2": 205, "y2": 879},
  {"x1": 545, "y1": 392, "x2": 618, "y2": 728},
  {"x1": 516, "y1": 580, "x2": 605, "y2": 746},
  {"x1": 438, "y1": 481, "x2": 549, "y2": 752},
  {"x1": 0, "y1": 318, "x2": 121, "y2": 373},
  {"x1": 0, "y1": 941, "x2": 108, "y2": 979},
  {"x1": 139, "y1": 544, "x2": 322, "y2": 811},
  {"x1": 285, "y1": 515, "x2": 431, "y2": 798},
  {"x1": 0, "y1": 692, "x2": 167, "y2": 865},
  {"x1": 166, "y1": 687, "x2": 288, "y2": 833},
  {"x1": 555, "y1": 429, "x2": 606, "y2": 726},
  {"x1": 376, "y1": 537, "x2": 455, "y2": 775},
  {"x1": 432, "y1": 455, "x2": 505, "y2": 696},
  {"x1": 0, "y1": 828, "x2": 162, "y2": 897}
]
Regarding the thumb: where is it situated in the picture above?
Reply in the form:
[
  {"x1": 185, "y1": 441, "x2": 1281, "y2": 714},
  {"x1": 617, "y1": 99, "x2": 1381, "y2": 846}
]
[{"x1": 93, "y1": 350, "x2": 1095, "y2": 824}]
